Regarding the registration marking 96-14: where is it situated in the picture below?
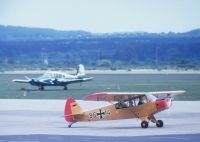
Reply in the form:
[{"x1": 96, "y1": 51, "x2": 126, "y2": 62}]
[{"x1": 89, "y1": 109, "x2": 110, "y2": 119}]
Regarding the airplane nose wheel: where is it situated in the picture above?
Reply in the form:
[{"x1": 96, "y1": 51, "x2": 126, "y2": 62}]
[
  {"x1": 141, "y1": 121, "x2": 149, "y2": 128},
  {"x1": 39, "y1": 86, "x2": 44, "y2": 91},
  {"x1": 156, "y1": 120, "x2": 164, "y2": 127},
  {"x1": 64, "y1": 86, "x2": 68, "y2": 90}
]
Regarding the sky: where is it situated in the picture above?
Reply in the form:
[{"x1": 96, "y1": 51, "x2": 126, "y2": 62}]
[{"x1": 0, "y1": 0, "x2": 200, "y2": 33}]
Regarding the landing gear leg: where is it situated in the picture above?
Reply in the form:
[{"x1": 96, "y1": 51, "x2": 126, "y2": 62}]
[
  {"x1": 64, "y1": 86, "x2": 68, "y2": 90},
  {"x1": 149, "y1": 115, "x2": 164, "y2": 128}
]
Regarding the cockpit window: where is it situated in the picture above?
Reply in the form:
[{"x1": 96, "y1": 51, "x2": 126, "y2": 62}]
[
  {"x1": 41, "y1": 73, "x2": 52, "y2": 78},
  {"x1": 114, "y1": 94, "x2": 160, "y2": 110},
  {"x1": 115, "y1": 96, "x2": 149, "y2": 109},
  {"x1": 115, "y1": 101, "x2": 128, "y2": 109}
]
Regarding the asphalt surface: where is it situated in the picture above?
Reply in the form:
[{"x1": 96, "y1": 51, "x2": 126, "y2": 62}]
[
  {"x1": 0, "y1": 99, "x2": 200, "y2": 141},
  {"x1": 0, "y1": 134, "x2": 200, "y2": 142}
]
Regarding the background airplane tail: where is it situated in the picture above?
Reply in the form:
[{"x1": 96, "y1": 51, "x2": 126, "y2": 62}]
[
  {"x1": 76, "y1": 64, "x2": 85, "y2": 77},
  {"x1": 64, "y1": 97, "x2": 83, "y2": 123}
]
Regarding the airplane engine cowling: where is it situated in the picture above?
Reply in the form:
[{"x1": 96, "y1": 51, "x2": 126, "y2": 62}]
[
  {"x1": 155, "y1": 98, "x2": 172, "y2": 111},
  {"x1": 29, "y1": 79, "x2": 36, "y2": 85},
  {"x1": 52, "y1": 78, "x2": 58, "y2": 84}
]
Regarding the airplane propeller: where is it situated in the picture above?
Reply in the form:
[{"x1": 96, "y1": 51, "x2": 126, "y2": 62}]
[
  {"x1": 52, "y1": 78, "x2": 59, "y2": 84},
  {"x1": 30, "y1": 79, "x2": 35, "y2": 83},
  {"x1": 29, "y1": 79, "x2": 40, "y2": 84},
  {"x1": 25, "y1": 76, "x2": 31, "y2": 81}
]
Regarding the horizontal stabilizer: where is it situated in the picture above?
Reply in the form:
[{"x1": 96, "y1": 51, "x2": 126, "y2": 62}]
[{"x1": 64, "y1": 112, "x2": 83, "y2": 117}]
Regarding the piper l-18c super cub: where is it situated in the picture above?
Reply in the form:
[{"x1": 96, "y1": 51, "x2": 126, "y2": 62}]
[
  {"x1": 64, "y1": 90, "x2": 185, "y2": 128},
  {"x1": 13, "y1": 64, "x2": 93, "y2": 90}
]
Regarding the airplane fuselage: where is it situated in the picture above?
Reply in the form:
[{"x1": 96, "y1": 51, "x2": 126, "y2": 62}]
[{"x1": 66, "y1": 98, "x2": 171, "y2": 123}]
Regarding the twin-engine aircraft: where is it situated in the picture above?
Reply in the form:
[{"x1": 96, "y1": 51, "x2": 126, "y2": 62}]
[
  {"x1": 13, "y1": 64, "x2": 93, "y2": 90},
  {"x1": 64, "y1": 90, "x2": 185, "y2": 128}
]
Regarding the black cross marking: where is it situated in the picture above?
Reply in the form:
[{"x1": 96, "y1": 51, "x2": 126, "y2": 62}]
[{"x1": 96, "y1": 109, "x2": 106, "y2": 119}]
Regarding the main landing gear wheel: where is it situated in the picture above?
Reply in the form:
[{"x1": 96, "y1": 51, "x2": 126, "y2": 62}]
[
  {"x1": 141, "y1": 121, "x2": 149, "y2": 128},
  {"x1": 156, "y1": 120, "x2": 164, "y2": 127}
]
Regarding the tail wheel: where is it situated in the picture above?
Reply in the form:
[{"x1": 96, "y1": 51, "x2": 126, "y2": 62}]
[
  {"x1": 68, "y1": 122, "x2": 75, "y2": 128},
  {"x1": 156, "y1": 120, "x2": 164, "y2": 127},
  {"x1": 141, "y1": 121, "x2": 149, "y2": 128}
]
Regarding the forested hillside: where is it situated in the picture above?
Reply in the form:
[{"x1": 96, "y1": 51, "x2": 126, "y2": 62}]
[{"x1": 0, "y1": 25, "x2": 200, "y2": 70}]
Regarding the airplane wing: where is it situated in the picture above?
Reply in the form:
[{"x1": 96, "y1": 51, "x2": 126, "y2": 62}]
[
  {"x1": 54, "y1": 78, "x2": 83, "y2": 84},
  {"x1": 84, "y1": 92, "x2": 146, "y2": 101},
  {"x1": 12, "y1": 76, "x2": 32, "y2": 84},
  {"x1": 12, "y1": 79, "x2": 30, "y2": 83},
  {"x1": 55, "y1": 77, "x2": 93, "y2": 85},
  {"x1": 84, "y1": 90, "x2": 185, "y2": 101},
  {"x1": 148, "y1": 90, "x2": 185, "y2": 98}
]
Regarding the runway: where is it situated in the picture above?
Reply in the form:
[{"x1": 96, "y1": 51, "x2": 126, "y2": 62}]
[{"x1": 0, "y1": 99, "x2": 200, "y2": 141}]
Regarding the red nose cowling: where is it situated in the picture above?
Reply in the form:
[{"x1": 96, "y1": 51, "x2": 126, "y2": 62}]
[{"x1": 155, "y1": 98, "x2": 172, "y2": 111}]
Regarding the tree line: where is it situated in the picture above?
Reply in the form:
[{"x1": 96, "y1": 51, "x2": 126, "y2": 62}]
[{"x1": 0, "y1": 25, "x2": 200, "y2": 70}]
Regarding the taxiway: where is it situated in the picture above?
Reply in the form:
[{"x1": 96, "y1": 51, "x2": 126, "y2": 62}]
[{"x1": 0, "y1": 99, "x2": 200, "y2": 141}]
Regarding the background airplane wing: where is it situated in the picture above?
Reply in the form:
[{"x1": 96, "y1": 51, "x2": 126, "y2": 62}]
[
  {"x1": 12, "y1": 79, "x2": 30, "y2": 83},
  {"x1": 56, "y1": 77, "x2": 93, "y2": 85},
  {"x1": 84, "y1": 92, "x2": 146, "y2": 101},
  {"x1": 55, "y1": 78, "x2": 83, "y2": 84}
]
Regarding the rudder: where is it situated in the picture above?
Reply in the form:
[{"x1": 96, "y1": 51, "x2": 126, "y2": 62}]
[
  {"x1": 64, "y1": 97, "x2": 82, "y2": 123},
  {"x1": 77, "y1": 64, "x2": 85, "y2": 77}
]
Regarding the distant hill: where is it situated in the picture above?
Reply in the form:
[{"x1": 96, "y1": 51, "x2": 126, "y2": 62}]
[
  {"x1": 182, "y1": 29, "x2": 200, "y2": 37},
  {"x1": 0, "y1": 25, "x2": 200, "y2": 69},
  {"x1": 0, "y1": 25, "x2": 91, "y2": 41},
  {"x1": 0, "y1": 25, "x2": 200, "y2": 41}
]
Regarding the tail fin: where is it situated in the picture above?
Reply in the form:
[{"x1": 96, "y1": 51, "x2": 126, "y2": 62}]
[
  {"x1": 64, "y1": 97, "x2": 83, "y2": 123},
  {"x1": 76, "y1": 64, "x2": 85, "y2": 77}
]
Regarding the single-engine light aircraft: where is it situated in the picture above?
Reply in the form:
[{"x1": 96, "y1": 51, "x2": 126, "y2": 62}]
[
  {"x1": 13, "y1": 64, "x2": 93, "y2": 90},
  {"x1": 64, "y1": 90, "x2": 185, "y2": 128}
]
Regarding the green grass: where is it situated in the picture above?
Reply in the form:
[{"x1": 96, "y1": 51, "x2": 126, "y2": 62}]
[{"x1": 0, "y1": 74, "x2": 200, "y2": 100}]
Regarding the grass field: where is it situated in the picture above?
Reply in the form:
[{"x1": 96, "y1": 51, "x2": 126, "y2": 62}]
[{"x1": 0, "y1": 73, "x2": 199, "y2": 100}]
